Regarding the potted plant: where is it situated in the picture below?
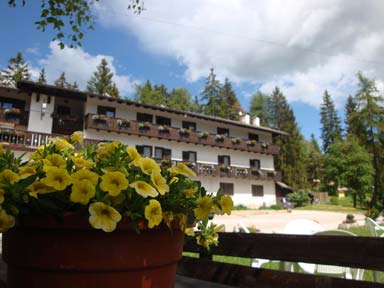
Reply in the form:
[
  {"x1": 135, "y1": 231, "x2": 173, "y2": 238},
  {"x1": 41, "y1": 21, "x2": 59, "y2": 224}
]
[
  {"x1": 261, "y1": 142, "x2": 269, "y2": 149},
  {"x1": 179, "y1": 128, "x2": 190, "y2": 137},
  {"x1": 0, "y1": 132, "x2": 233, "y2": 288},
  {"x1": 138, "y1": 122, "x2": 151, "y2": 131},
  {"x1": 198, "y1": 131, "x2": 209, "y2": 140},
  {"x1": 231, "y1": 137, "x2": 241, "y2": 145},
  {"x1": 158, "y1": 125, "x2": 170, "y2": 134},
  {"x1": 4, "y1": 108, "x2": 21, "y2": 121},
  {"x1": 246, "y1": 140, "x2": 256, "y2": 147},
  {"x1": 91, "y1": 114, "x2": 108, "y2": 125},
  {"x1": 219, "y1": 164, "x2": 230, "y2": 173},
  {"x1": 117, "y1": 118, "x2": 130, "y2": 129},
  {"x1": 215, "y1": 134, "x2": 225, "y2": 142}
]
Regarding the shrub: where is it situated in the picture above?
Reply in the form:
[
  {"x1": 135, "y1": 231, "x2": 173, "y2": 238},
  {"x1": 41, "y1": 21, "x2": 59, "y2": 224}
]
[
  {"x1": 328, "y1": 196, "x2": 339, "y2": 205},
  {"x1": 346, "y1": 214, "x2": 355, "y2": 223},
  {"x1": 287, "y1": 191, "x2": 310, "y2": 207},
  {"x1": 233, "y1": 204, "x2": 248, "y2": 210},
  {"x1": 366, "y1": 208, "x2": 380, "y2": 220}
]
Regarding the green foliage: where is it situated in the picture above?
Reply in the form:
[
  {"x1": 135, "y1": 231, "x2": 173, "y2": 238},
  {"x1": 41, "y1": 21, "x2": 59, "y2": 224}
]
[
  {"x1": 168, "y1": 88, "x2": 197, "y2": 112},
  {"x1": 232, "y1": 204, "x2": 248, "y2": 210},
  {"x1": 306, "y1": 134, "x2": 322, "y2": 188},
  {"x1": 249, "y1": 91, "x2": 270, "y2": 126},
  {"x1": 365, "y1": 208, "x2": 380, "y2": 220},
  {"x1": 201, "y1": 68, "x2": 221, "y2": 117},
  {"x1": 217, "y1": 78, "x2": 242, "y2": 120},
  {"x1": 134, "y1": 80, "x2": 165, "y2": 106},
  {"x1": 259, "y1": 204, "x2": 283, "y2": 210},
  {"x1": 38, "y1": 68, "x2": 47, "y2": 84},
  {"x1": 287, "y1": 191, "x2": 310, "y2": 207},
  {"x1": 328, "y1": 196, "x2": 339, "y2": 205},
  {"x1": 54, "y1": 72, "x2": 69, "y2": 88},
  {"x1": 0, "y1": 52, "x2": 30, "y2": 86},
  {"x1": 87, "y1": 58, "x2": 119, "y2": 98},
  {"x1": 346, "y1": 214, "x2": 355, "y2": 223}
]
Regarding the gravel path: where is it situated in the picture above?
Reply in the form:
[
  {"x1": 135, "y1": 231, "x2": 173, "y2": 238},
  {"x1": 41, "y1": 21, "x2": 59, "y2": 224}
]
[{"x1": 212, "y1": 210, "x2": 367, "y2": 233}]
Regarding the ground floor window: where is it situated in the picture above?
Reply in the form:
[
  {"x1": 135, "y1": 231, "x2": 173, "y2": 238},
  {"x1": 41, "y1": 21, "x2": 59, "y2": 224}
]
[
  {"x1": 252, "y1": 185, "x2": 264, "y2": 197},
  {"x1": 136, "y1": 145, "x2": 152, "y2": 157},
  {"x1": 220, "y1": 182, "x2": 234, "y2": 195}
]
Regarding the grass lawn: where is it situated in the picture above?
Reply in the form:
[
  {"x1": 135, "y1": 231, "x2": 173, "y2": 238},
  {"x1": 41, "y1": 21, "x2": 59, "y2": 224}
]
[{"x1": 295, "y1": 204, "x2": 363, "y2": 213}]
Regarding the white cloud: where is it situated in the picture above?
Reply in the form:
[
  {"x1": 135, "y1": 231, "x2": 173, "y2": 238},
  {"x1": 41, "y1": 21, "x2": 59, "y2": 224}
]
[
  {"x1": 35, "y1": 42, "x2": 138, "y2": 96},
  {"x1": 95, "y1": 0, "x2": 384, "y2": 107}
]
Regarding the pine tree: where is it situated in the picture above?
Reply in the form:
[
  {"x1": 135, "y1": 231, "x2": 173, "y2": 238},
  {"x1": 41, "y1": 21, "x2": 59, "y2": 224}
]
[
  {"x1": 134, "y1": 80, "x2": 165, "y2": 106},
  {"x1": 351, "y1": 72, "x2": 384, "y2": 208},
  {"x1": 201, "y1": 68, "x2": 221, "y2": 117},
  {"x1": 54, "y1": 72, "x2": 69, "y2": 88},
  {"x1": 38, "y1": 68, "x2": 47, "y2": 84},
  {"x1": 306, "y1": 134, "x2": 322, "y2": 189},
  {"x1": 217, "y1": 78, "x2": 242, "y2": 120},
  {"x1": 250, "y1": 91, "x2": 270, "y2": 126},
  {"x1": 268, "y1": 87, "x2": 308, "y2": 189},
  {"x1": 154, "y1": 84, "x2": 170, "y2": 106},
  {"x1": 193, "y1": 96, "x2": 202, "y2": 113},
  {"x1": 69, "y1": 81, "x2": 79, "y2": 90},
  {"x1": 87, "y1": 58, "x2": 119, "y2": 98},
  {"x1": 168, "y1": 88, "x2": 195, "y2": 111},
  {"x1": 320, "y1": 90, "x2": 342, "y2": 153},
  {"x1": 0, "y1": 52, "x2": 30, "y2": 86}
]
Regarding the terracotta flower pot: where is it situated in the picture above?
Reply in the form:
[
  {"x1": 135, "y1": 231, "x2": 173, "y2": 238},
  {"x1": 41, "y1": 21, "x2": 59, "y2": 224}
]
[{"x1": 2, "y1": 214, "x2": 184, "y2": 288}]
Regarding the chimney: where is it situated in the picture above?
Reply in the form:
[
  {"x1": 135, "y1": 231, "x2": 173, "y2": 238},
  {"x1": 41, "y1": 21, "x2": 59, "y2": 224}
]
[
  {"x1": 252, "y1": 116, "x2": 260, "y2": 127},
  {"x1": 240, "y1": 113, "x2": 250, "y2": 125}
]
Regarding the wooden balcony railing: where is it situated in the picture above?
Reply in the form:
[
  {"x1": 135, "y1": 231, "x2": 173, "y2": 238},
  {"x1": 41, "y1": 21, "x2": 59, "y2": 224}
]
[
  {"x1": 0, "y1": 130, "x2": 62, "y2": 150},
  {"x1": 84, "y1": 114, "x2": 280, "y2": 155},
  {"x1": 0, "y1": 108, "x2": 29, "y2": 127}
]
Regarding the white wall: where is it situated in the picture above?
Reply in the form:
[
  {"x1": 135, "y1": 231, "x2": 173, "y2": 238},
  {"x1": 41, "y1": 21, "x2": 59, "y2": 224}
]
[{"x1": 27, "y1": 93, "x2": 54, "y2": 134}]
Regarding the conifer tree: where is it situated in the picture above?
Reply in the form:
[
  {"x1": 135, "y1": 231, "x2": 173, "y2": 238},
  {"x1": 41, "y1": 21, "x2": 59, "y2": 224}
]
[
  {"x1": 134, "y1": 80, "x2": 164, "y2": 106},
  {"x1": 268, "y1": 87, "x2": 308, "y2": 189},
  {"x1": 250, "y1": 91, "x2": 270, "y2": 126},
  {"x1": 154, "y1": 84, "x2": 170, "y2": 106},
  {"x1": 87, "y1": 58, "x2": 119, "y2": 98},
  {"x1": 218, "y1": 78, "x2": 242, "y2": 120},
  {"x1": 168, "y1": 88, "x2": 196, "y2": 112},
  {"x1": 306, "y1": 134, "x2": 322, "y2": 189},
  {"x1": 0, "y1": 52, "x2": 30, "y2": 86},
  {"x1": 201, "y1": 68, "x2": 221, "y2": 117},
  {"x1": 38, "y1": 68, "x2": 47, "y2": 84},
  {"x1": 320, "y1": 90, "x2": 342, "y2": 153},
  {"x1": 54, "y1": 72, "x2": 69, "y2": 88}
]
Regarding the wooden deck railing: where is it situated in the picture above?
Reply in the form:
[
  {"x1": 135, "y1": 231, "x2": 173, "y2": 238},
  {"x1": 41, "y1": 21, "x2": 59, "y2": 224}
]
[
  {"x1": 179, "y1": 232, "x2": 384, "y2": 288},
  {"x1": 84, "y1": 113, "x2": 280, "y2": 155},
  {"x1": 0, "y1": 130, "x2": 62, "y2": 150}
]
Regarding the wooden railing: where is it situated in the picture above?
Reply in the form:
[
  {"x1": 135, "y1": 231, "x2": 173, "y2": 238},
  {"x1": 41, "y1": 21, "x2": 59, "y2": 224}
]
[
  {"x1": 0, "y1": 130, "x2": 61, "y2": 150},
  {"x1": 179, "y1": 232, "x2": 384, "y2": 288},
  {"x1": 84, "y1": 114, "x2": 280, "y2": 155},
  {"x1": 0, "y1": 108, "x2": 29, "y2": 127}
]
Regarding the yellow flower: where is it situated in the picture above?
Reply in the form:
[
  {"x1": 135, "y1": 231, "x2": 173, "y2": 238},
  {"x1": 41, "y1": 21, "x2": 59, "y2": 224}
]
[
  {"x1": 19, "y1": 166, "x2": 37, "y2": 179},
  {"x1": 168, "y1": 162, "x2": 196, "y2": 177},
  {"x1": 0, "y1": 209, "x2": 15, "y2": 233},
  {"x1": 41, "y1": 167, "x2": 71, "y2": 191},
  {"x1": 220, "y1": 195, "x2": 234, "y2": 215},
  {"x1": 138, "y1": 157, "x2": 161, "y2": 175},
  {"x1": 183, "y1": 187, "x2": 197, "y2": 198},
  {"x1": 71, "y1": 169, "x2": 99, "y2": 186},
  {"x1": 129, "y1": 181, "x2": 158, "y2": 198},
  {"x1": 151, "y1": 171, "x2": 169, "y2": 195},
  {"x1": 0, "y1": 169, "x2": 20, "y2": 184},
  {"x1": 163, "y1": 211, "x2": 174, "y2": 228},
  {"x1": 88, "y1": 202, "x2": 122, "y2": 232},
  {"x1": 97, "y1": 142, "x2": 119, "y2": 158},
  {"x1": 70, "y1": 131, "x2": 84, "y2": 145},
  {"x1": 176, "y1": 213, "x2": 188, "y2": 231},
  {"x1": 170, "y1": 177, "x2": 179, "y2": 184},
  {"x1": 126, "y1": 146, "x2": 141, "y2": 166},
  {"x1": 72, "y1": 157, "x2": 94, "y2": 170},
  {"x1": 27, "y1": 181, "x2": 55, "y2": 198},
  {"x1": 0, "y1": 188, "x2": 5, "y2": 204},
  {"x1": 70, "y1": 180, "x2": 95, "y2": 205},
  {"x1": 49, "y1": 137, "x2": 74, "y2": 151},
  {"x1": 100, "y1": 171, "x2": 128, "y2": 197},
  {"x1": 43, "y1": 154, "x2": 67, "y2": 171},
  {"x1": 184, "y1": 227, "x2": 195, "y2": 236},
  {"x1": 193, "y1": 196, "x2": 213, "y2": 220},
  {"x1": 145, "y1": 199, "x2": 163, "y2": 228},
  {"x1": 196, "y1": 234, "x2": 218, "y2": 249}
]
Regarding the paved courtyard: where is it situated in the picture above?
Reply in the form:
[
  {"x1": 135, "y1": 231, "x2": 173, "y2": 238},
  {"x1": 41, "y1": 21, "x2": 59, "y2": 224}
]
[{"x1": 212, "y1": 210, "x2": 368, "y2": 233}]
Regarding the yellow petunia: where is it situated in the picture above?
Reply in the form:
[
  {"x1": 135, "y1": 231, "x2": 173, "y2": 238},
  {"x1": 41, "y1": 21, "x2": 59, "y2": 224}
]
[
  {"x1": 129, "y1": 181, "x2": 158, "y2": 198},
  {"x1": 97, "y1": 142, "x2": 119, "y2": 158},
  {"x1": 0, "y1": 209, "x2": 15, "y2": 233},
  {"x1": 43, "y1": 154, "x2": 67, "y2": 171},
  {"x1": 176, "y1": 213, "x2": 188, "y2": 231},
  {"x1": 49, "y1": 137, "x2": 74, "y2": 151},
  {"x1": 168, "y1": 162, "x2": 196, "y2": 177},
  {"x1": 183, "y1": 187, "x2": 197, "y2": 198},
  {"x1": 196, "y1": 234, "x2": 219, "y2": 249},
  {"x1": 88, "y1": 202, "x2": 122, "y2": 232},
  {"x1": 219, "y1": 195, "x2": 234, "y2": 215},
  {"x1": 0, "y1": 169, "x2": 20, "y2": 184},
  {"x1": 72, "y1": 157, "x2": 94, "y2": 170},
  {"x1": 100, "y1": 171, "x2": 128, "y2": 197},
  {"x1": 193, "y1": 196, "x2": 213, "y2": 220},
  {"x1": 70, "y1": 131, "x2": 84, "y2": 145},
  {"x1": 71, "y1": 169, "x2": 99, "y2": 186},
  {"x1": 41, "y1": 167, "x2": 71, "y2": 191},
  {"x1": 70, "y1": 180, "x2": 95, "y2": 205},
  {"x1": 27, "y1": 181, "x2": 55, "y2": 198},
  {"x1": 19, "y1": 166, "x2": 37, "y2": 179},
  {"x1": 163, "y1": 211, "x2": 174, "y2": 228},
  {"x1": 151, "y1": 171, "x2": 169, "y2": 195},
  {"x1": 0, "y1": 188, "x2": 5, "y2": 204},
  {"x1": 126, "y1": 146, "x2": 141, "y2": 166},
  {"x1": 145, "y1": 199, "x2": 163, "y2": 228},
  {"x1": 170, "y1": 177, "x2": 179, "y2": 184},
  {"x1": 138, "y1": 157, "x2": 161, "y2": 175}
]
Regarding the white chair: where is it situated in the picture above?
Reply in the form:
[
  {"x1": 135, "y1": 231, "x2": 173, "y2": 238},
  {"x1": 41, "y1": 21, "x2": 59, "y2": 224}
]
[
  {"x1": 365, "y1": 218, "x2": 384, "y2": 282},
  {"x1": 300, "y1": 230, "x2": 364, "y2": 280}
]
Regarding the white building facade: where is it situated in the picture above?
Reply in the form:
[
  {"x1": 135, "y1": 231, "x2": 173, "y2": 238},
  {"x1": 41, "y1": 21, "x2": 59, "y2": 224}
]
[{"x1": 0, "y1": 81, "x2": 287, "y2": 208}]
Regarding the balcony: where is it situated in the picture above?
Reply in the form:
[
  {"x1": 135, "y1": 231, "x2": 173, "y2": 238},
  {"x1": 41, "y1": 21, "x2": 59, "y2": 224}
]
[
  {"x1": 85, "y1": 114, "x2": 280, "y2": 155},
  {"x1": 0, "y1": 130, "x2": 61, "y2": 151},
  {"x1": 0, "y1": 108, "x2": 29, "y2": 129}
]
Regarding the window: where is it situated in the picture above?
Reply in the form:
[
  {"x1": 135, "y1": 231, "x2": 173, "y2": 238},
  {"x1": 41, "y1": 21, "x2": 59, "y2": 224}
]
[
  {"x1": 97, "y1": 106, "x2": 115, "y2": 118},
  {"x1": 182, "y1": 151, "x2": 197, "y2": 162},
  {"x1": 182, "y1": 121, "x2": 196, "y2": 131},
  {"x1": 218, "y1": 155, "x2": 230, "y2": 166},
  {"x1": 217, "y1": 127, "x2": 229, "y2": 136},
  {"x1": 136, "y1": 145, "x2": 152, "y2": 157},
  {"x1": 57, "y1": 105, "x2": 71, "y2": 115},
  {"x1": 155, "y1": 147, "x2": 172, "y2": 159},
  {"x1": 220, "y1": 182, "x2": 234, "y2": 196},
  {"x1": 250, "y1": 159, "x2": 261, "y2": 169},
  {"x1": 0, "y1": 97, "x2": 25, "y2": 110},
  {"x1": 252, "y1": 185, "x2": 264, "y2": 197},
  {"x1": 248, "y1": 133, "x2": 259, "y2": 141},
  {"x1": 137, "y1": 113, "x2": 153, "y2": 123},
  {"x1": 156, "y1": 116, "x2": 171, "y2": 126}
]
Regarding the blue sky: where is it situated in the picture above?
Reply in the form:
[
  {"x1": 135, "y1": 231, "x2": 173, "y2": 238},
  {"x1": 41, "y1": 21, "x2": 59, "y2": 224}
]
[{"x1": 1, "y1": 1, "x2": 383, "y2": 142}]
